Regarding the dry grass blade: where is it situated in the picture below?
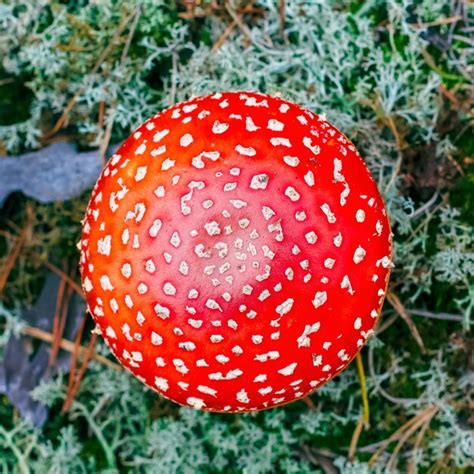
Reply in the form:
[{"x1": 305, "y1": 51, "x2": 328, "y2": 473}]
[
  {"x1": 388, "y1": 406, "x2": 439, "y2": 471},
  {"x1": 300, "y1": 395, "x2": 316, "y2": 410},
  {"x1": 278, "y1": 0, "x2": 285, "y2": 35},
  {"x1": 98, "y1": 5, "x2": 142, "y2": 167},
  {"x1": 387, "y1": 290, "x2": 426, "y2": 353},
  {"x1": 368, "y1": 405, "x2": 437, "y2": 466},
  {"x1": 407, "y1": 411, "x2": 436, "y2": 474},
  {"x1": 62, "y1": 315, "x2": 100, "y2": 414},
  {"x1": 348, "y1": 415, "x2": 365, "y2": 461},
  {"x1": 21, "y1": 324, "x2": 121, "y2": 371},
  {"x1": 48, "y1": 267, "x2": 68, "y2": 366},
  {"x1": 356, "y1": 352, "x2": 370, "y2": 428},
  {"x1": 0, "y1": 206, "x2": 33, "y2": 293},
  {"x1": 41, "y1": 259, "x2": 84, "y2": 297},
  {"x1": 62, "y1": 313, "x2": 87, "y2": 413},
  {"x1": 44, "y1": 9, "x2": 136, "y2": 139},
  {"x1": 225, "y1": 2, "x2": 252, "y2": 42},
  {"x1": 212, "y1": 19, "x2": 237, "y2": 52}
]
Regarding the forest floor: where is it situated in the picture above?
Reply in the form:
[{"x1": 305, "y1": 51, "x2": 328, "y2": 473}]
[{"x1": 0, "y1": 1, "x2": 473, "y2": 473}]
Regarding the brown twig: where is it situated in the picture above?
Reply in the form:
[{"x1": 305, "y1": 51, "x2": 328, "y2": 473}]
[
  {"x1": 62, "y1": 313, "x2": 88, "y2": 413},
  {"x1": 439, "y1": 84, "x2": 474, "y2": 118},
  {"x1": 413, "y1": 15, "x2": 462, "y2": 29},
  {"x1": 407, "y1": 411, "x2": 436, "y2": 474},
  {"x1": 44, "y1": 9, "x2": 136, "y2": 139},
  {"x1": 387, "y1": 406, "x2": 439, "y2": 471},
  {"x1": 348, "y1": 415, "x2": 365, "y2": 461},
  {"x1": 20, "y1": 324, "x2": 121, "y2": 371},
  {"x1": 98, "y1": 5, "x2": 141, "y2": 167},
  {"x1": 224, "y1": 2, "x2": 252, "y2": 42},
  {"x1": 41, "y1": 259, "x2": 84, "y2": 297},
  {"x1": 301, "y1": 395, "x2": 316, "y2": 410},
  {"x1": 0, "y1": 206, "x2": 33, "y2": 293},
  {"x1": 386, "y1": 290, "x2": 426, "y2": 354},
  {"x1": 62, "y1": 330, "x2": 98, "y2": 413},
  {"x1": 278, "y1": 0, "x2": 285, "y2": 35},
  {"x1": 368, "y1": 405, "x2": 437, "y2": 466},
  {"x1": 212, "y1": 19, "x2": 237, "y2": 52},
  {"x1": 49, "y1": 265, "x2": 68, "y2": 366}
]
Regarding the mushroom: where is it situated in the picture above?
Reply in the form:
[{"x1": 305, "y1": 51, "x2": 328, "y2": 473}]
[{"x1": 79, "y1": 91, "x2": 392, "y2": 412}]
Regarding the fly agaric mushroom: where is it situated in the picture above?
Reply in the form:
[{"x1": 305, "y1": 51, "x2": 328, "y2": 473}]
[{"x1": 79, "y1": 91, "x2": 392, "y2": 412}]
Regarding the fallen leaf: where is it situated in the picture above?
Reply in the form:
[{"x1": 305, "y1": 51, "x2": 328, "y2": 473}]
[
  {"x1": 0, "y1": 273, "x2": 85, "y2": 426},
  {"x1": 0, "y1": 142, "x2": 118, "y2": 205}
]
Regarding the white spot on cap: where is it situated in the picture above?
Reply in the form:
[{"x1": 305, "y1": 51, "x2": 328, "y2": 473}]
[
  {"x1": 235, "y1": 144, "x2": 256, "y2": 156},
  {"x1": 245, "y1": 116, "x2": 260, "y2": 132},
  {"x1": 145, "y1": 259, "x2": 156, "y2": 273},
  {"x1": 283, "y1": 156, "x2": 300, "y2": 167},
  {"x1": 180, "y1": 133, "x2": 193, "y2": 147},
  {"x1": 341, "y1": 275, "x2": 355, "y2": 295},
  {"x1": 187, "y1": 397, "x2": 205, "y2": 409},
  {"x1": 204, "y1": 221, "x2": 221, "y2": 236},
  {"x1": 191, "y1": 151, "x2": 220, "y2": 169},
  {"x1": 161, "y1": 158, "x2": 175, "y2": 171},
  {"x1": 135, "y1": 166, "x2": 147, "y2": 181},
  {"x1": 155, "y1": 377, "x2": 169, "y2": 391},
  {"x1": 99, "y1": 275, "x2": 114, "y2": 291},
  {"x1": 324, "y1": 258, "x2": 335, "y2": 269},
  {"x1": 154, "y1": 185, "x2": 165, "y2": 198},
  {"x1": 170, "y1": 231, "x2": 181, "y2": 248},
  {"x1": 353, "y1": 246, "x2": 366, "y2": 264},
  {"x1": 250, "y1": 173, "x2": 269, "y2": 189},
  {"x1": 163, "y1": 282, "x2": 176, "y2": 296},
  {"x1": 135, "y1": 142, "x2": 146, "y2": 155},
  {"x1": 97, "y1": 235, "x2": 111, "y2": 256},
  {"x1": 284, "y1": 186, "x2": 300, "y2": 202},
  {"x1": 83, "y1": 277, "x2": 93, "y2": 292},
  {"x1": 276, "y1": 298, "x2": 294, "y2": 316},
  {"x1": 312, "y1": 291, "x2": 327, "y2": 308},
  {"x1": 179, "y1": 341, "x2": 196, "y2": 351},
  {"x1": 151, "y1": 145, "x2": 166, "y2": 157},
  {"x1": 304, "y1": 171, "x2": 315, "y2": 187},
  {"x1": 236, "y1": 389, "x2": 250, "y2": 403},
  {"x1": 297, "y1": 323, "x2": 320, "y2": 347},
  {"x1": 151, "y1": 332, "x2": 163, "y2": 346},
  {"x1": 149, "y1": 219, "x2": 162, "y2": 238},
  {"x1": 154, "y1": 303, "x2": 170, "y2": 319},
  {"x1": 209, "y1": 369, "x2": 243, "y2": 380},
  {"x1": 303, "y1": 136, "x2": 320, "y2": 155},
  {"x1": 278, "y1": 362, "x2": 297, "y2": 376},
  {"x1": 354, "y1": 317, "x2": 362, "y2": 329},
  {"x1": 153, "y1": 129, "x2": 169, "y2": 142},
  {"x1": 188, "y1": 288, "x2": 199, "y2": 299},
  {"x1": 356, "y1": 209, "x2": 366, "y2": 222},
  {"x1": 320, "y1": 203, "x2": 336, "y2": 223},
  {"x1": 212, "y1": 121, "x2": 229, "y2": 134},
  {"x1": 254, "y1": 351, "x2": 280, "y2": 362},
  {"x1": 305, "y1": 231, "x2": 318, "y2": 244},
  {"x1": 173, "y1": 358, "x2": 189, "y2": 374},
  {"x1": 197, "y1": 385, "x2": 217, "y2": 397},
  {"x1": 267, "y1": 119, "x2": 284, "y2": 131},
  {"x1": 270, "y1": 137, "x2": 291, "y2": 147}
]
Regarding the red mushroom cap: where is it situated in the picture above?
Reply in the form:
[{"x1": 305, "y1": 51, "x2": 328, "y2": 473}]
[{"x1": 79, "y1": 91, "x2": 392, "y2": 412}]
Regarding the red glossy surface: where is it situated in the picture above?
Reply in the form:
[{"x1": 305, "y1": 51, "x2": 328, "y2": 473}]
[{"x1": 79, "y1": 92, "x2": 392, "y2": 412}]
